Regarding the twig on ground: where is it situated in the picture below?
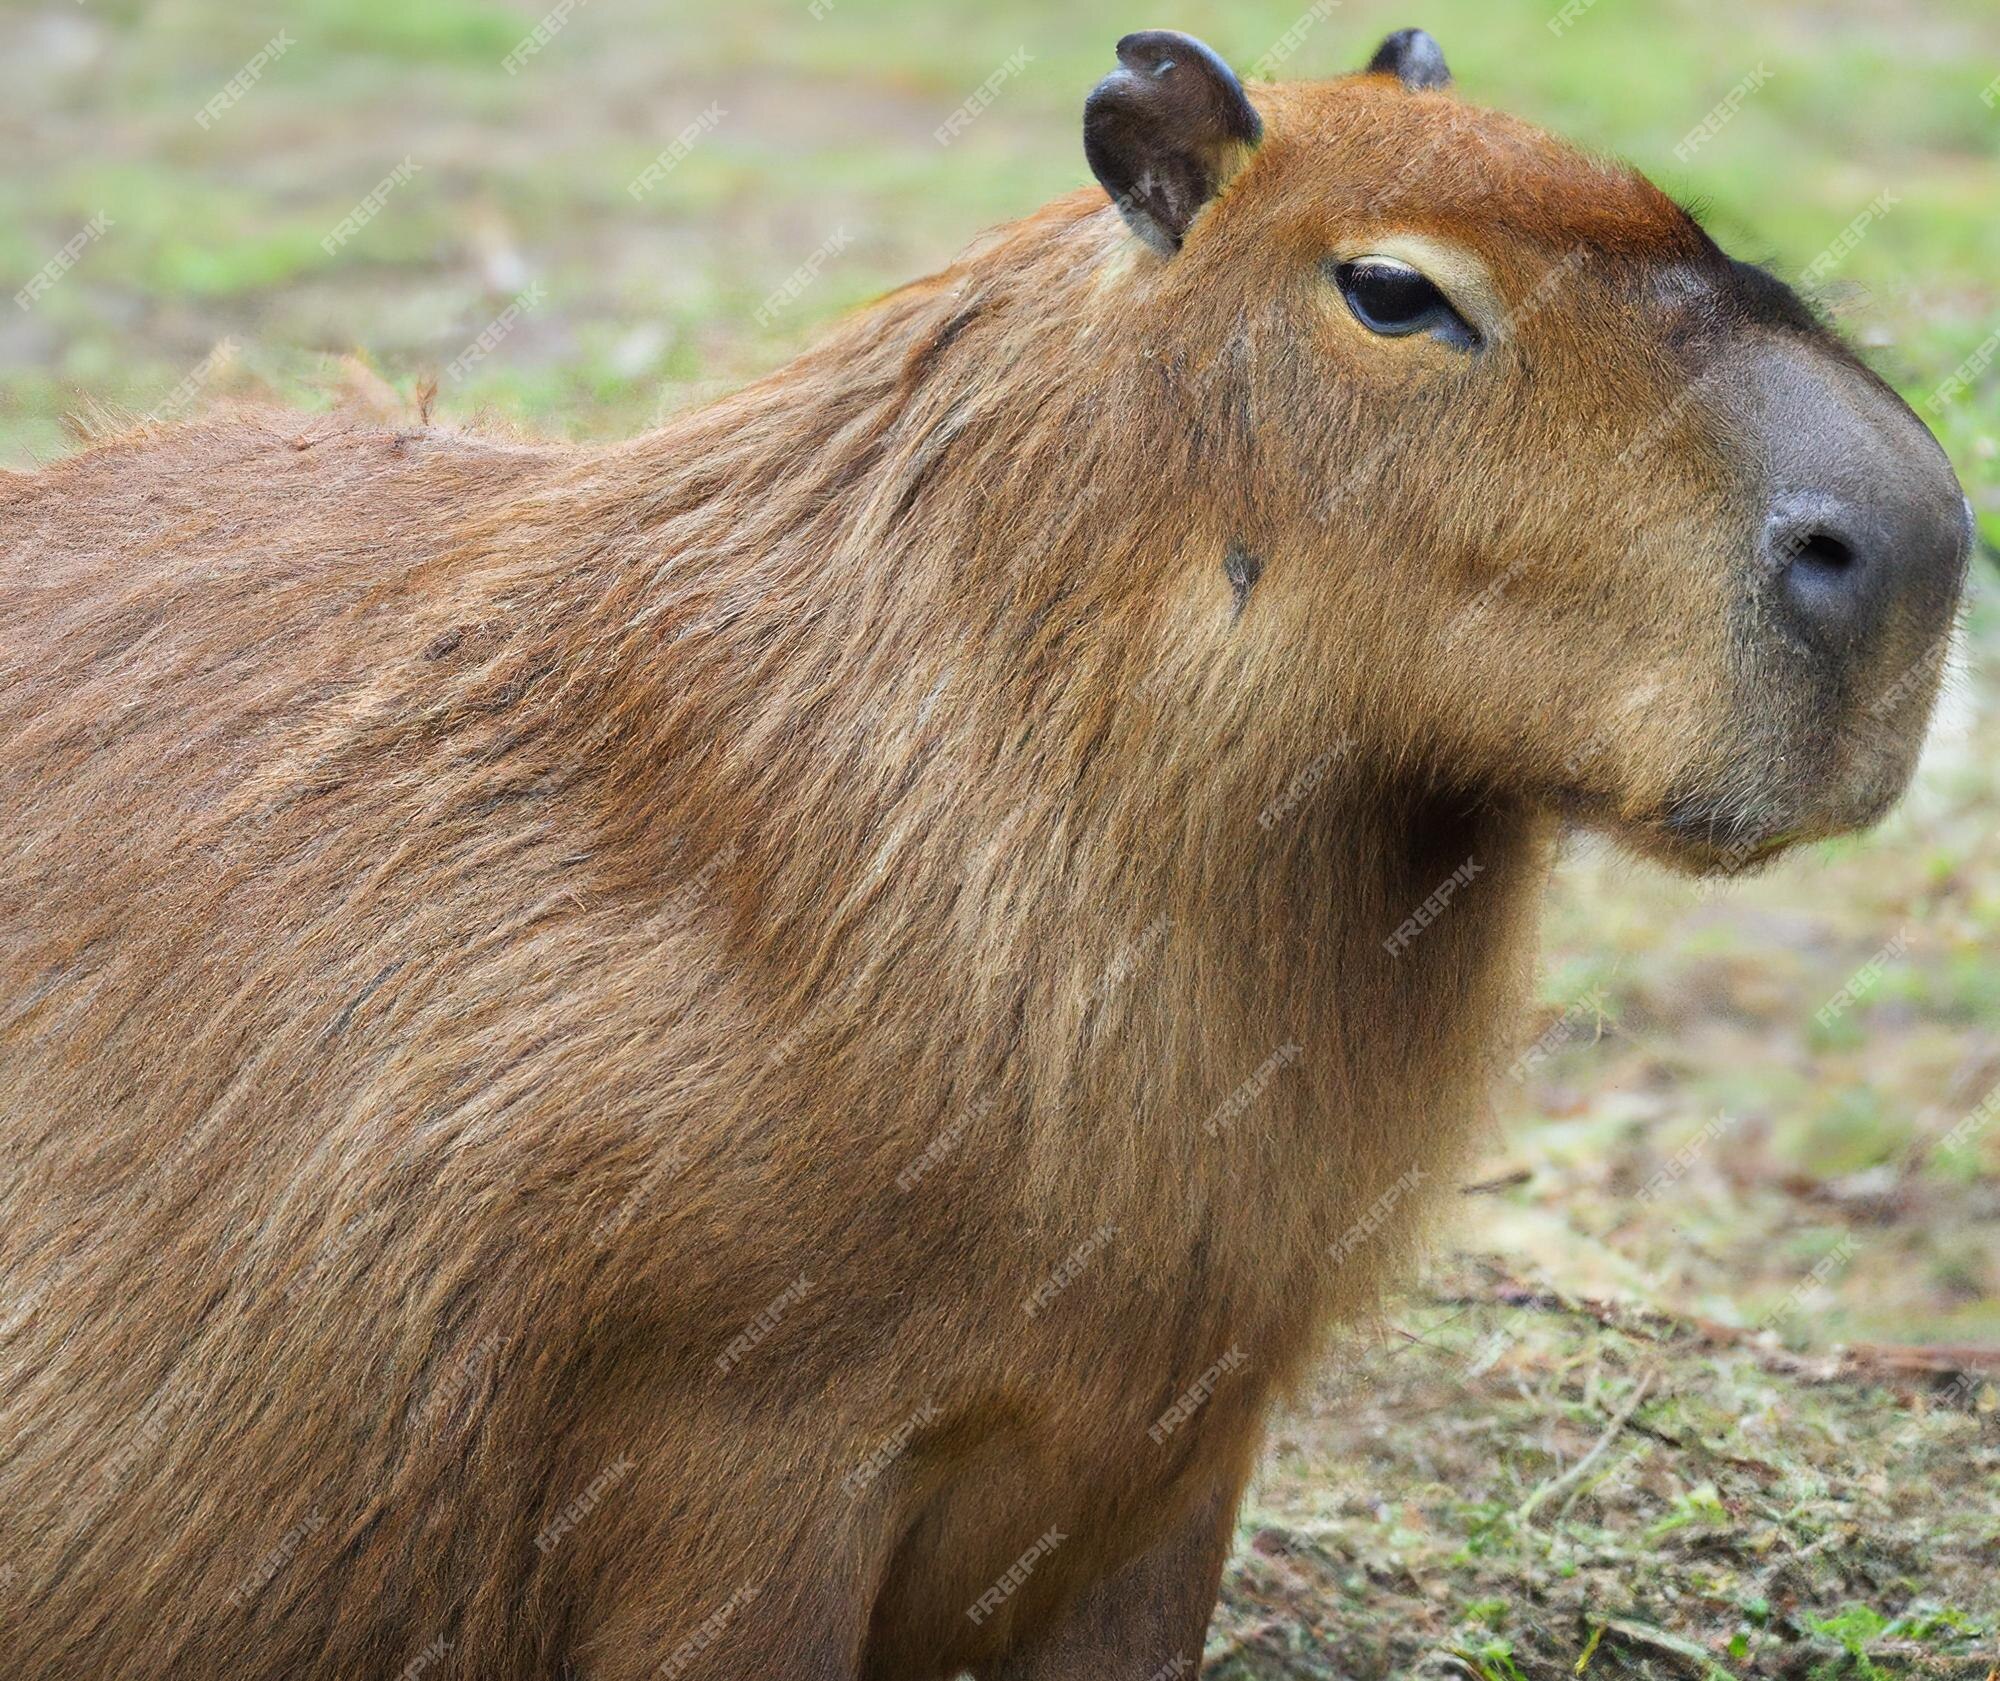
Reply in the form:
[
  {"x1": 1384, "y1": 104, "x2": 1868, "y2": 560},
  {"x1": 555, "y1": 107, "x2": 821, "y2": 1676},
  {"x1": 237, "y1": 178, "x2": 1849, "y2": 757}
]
[
  {"x1": 1514, "y1": 1368, "x2": 1658, "y2": 1528},
  {"x1": 1595, "y1": 1616, "x2": 1731, "y2": 1678},
  {"x1": 1460, "y1": 1168, "x2": 1534, "y2": 1195},
  {"x1": 1433, "y1": 1273, "x2": 2000, "y2": 1389}
]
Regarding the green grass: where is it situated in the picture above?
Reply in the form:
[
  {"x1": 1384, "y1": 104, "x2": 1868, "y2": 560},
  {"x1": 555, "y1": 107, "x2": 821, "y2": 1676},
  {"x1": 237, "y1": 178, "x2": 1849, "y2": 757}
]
[{"x1": 1219, "y1": 1276, "x2": 1999, "y2": 1676}]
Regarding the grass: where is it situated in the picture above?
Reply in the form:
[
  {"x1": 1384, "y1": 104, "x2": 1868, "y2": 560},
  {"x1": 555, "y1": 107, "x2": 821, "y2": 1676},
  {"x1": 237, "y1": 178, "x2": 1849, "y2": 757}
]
[
  {"x1": 6, "y1": 0, "x2": 1998, "y2": 1673},
  {"x1": 1212, "y1": 1264, "x2": 1999, "y2": 1678}
]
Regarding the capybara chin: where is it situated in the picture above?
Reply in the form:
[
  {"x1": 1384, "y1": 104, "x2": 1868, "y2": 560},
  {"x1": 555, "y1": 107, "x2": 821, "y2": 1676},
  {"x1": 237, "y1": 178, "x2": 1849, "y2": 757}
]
[{"x1": 0, "y1": 24, "x2": 1969, "y2": 1681}]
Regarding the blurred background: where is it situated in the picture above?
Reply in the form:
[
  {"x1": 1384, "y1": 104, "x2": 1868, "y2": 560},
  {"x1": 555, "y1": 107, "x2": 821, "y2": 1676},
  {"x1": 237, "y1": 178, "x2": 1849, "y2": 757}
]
[{"x1": 5, "y1": 0, "x2": 1996, "y2": 1673}]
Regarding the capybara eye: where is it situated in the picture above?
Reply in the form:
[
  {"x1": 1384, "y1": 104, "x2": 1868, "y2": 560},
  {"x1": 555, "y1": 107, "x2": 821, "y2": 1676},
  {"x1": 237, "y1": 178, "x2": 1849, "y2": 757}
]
[{"x1": 1335, "y1": 257, "x2": 1480, "y2": 350}]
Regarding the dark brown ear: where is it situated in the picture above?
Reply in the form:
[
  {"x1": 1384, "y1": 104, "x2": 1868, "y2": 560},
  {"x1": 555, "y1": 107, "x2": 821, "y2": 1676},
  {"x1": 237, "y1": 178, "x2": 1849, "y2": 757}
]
[
  {"x1": 1083, "y1": 31, "x2": 1262, "y2": 257},
  {"x1": 1365, "y1": 28, "x2": 1451, "y2": 91}
]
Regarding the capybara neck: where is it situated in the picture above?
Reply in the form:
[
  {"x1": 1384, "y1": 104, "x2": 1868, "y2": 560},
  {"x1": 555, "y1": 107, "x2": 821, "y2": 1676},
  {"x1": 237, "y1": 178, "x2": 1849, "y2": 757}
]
[{"x1": 399, "y1": 199, "x2": 1558, "y2": 1359}]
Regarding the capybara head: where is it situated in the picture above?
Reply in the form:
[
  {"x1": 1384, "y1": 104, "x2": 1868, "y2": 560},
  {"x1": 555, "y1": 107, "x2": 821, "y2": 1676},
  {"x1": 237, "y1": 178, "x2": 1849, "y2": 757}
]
[{"x1": 1084, "y1": 28, "x2": 1970, "y2": 871}]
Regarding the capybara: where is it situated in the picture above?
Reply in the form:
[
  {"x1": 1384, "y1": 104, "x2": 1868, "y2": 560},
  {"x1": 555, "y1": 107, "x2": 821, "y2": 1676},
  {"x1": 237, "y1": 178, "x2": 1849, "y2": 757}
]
[{"x1": 0, "y1": 25, "x2": 1970, "y2": 1680}]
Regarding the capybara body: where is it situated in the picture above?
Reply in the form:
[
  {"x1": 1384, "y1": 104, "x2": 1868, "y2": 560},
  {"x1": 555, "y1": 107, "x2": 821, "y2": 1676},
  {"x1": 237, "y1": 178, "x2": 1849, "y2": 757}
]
[{"x1": 0, "y1": 30, "x2": 1967, "y2": 1680}]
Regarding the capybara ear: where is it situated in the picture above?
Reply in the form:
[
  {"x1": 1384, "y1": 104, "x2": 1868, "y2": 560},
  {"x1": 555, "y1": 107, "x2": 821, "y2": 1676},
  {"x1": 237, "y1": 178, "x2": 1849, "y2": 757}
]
[
  {"x1": 1083, "y1": 30, "x2": 1263, "y2": 257},
  {"x1": 1363, "y1": 27, "x2": 1452, "y2": 91}
]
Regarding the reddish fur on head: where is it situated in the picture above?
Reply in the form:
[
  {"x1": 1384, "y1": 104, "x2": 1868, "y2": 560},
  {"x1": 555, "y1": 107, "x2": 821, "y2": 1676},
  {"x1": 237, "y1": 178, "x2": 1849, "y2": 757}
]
[{"x1": 0, "y1": 28, "x2": 1965, "y2": 1681}]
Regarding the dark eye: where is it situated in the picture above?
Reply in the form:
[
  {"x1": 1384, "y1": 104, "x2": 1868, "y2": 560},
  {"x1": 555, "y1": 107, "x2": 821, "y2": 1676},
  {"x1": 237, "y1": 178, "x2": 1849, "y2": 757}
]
[{"x1": 1334, "y1": 258, "x2": 1480, "y2": 350}]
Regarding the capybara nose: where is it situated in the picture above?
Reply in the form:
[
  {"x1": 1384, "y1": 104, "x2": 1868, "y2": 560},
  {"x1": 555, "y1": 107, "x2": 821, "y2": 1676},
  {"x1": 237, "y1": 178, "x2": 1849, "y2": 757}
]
[
  {"x1": 1764, "y1": 481, "x2": 1969, "y2": 655},
  {"x1": 1766, "y1": 499, "x2": 1871, "y2": 647},
  {"x1": 1742, "y1": 340, "x2": 1971, "y2": 658}
]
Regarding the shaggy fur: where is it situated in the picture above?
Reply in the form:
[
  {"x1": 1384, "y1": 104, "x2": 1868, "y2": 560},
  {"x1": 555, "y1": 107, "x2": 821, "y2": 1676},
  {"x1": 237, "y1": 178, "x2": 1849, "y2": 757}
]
[{"x1": 0, "y1": 49, "x2": 1961, "y2": 1681}]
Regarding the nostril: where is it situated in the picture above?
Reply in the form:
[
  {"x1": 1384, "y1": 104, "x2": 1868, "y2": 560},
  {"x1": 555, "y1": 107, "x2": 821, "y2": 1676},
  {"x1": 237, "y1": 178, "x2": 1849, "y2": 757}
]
[
  {"x1": 1787, "y1": 529, "x2": 1857, "y2": 576},
  {"x1": 1769, "y1": 508, "x2": 1877, "y2": 644}
]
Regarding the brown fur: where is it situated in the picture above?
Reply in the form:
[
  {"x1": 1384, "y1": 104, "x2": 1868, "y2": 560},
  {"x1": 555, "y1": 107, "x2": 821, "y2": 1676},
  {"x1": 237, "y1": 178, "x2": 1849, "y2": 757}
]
[{"x1": 0, "y1": 59, "x2": 1957, "y2": 1681}]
